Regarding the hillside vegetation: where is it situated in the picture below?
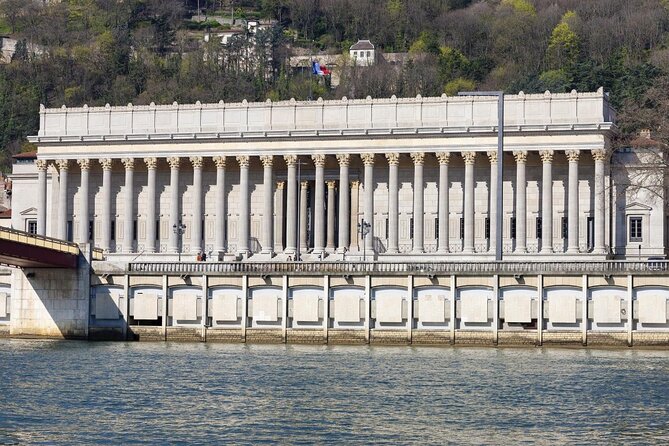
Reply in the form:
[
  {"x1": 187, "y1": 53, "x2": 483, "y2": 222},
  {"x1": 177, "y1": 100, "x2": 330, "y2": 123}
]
[{"x1": 1, "y1": 0, "x2": 668, "y2": 169}]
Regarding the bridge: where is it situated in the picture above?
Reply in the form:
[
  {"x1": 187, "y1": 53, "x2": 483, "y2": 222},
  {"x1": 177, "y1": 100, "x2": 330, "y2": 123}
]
[{"x1": 0, "y1": 226, "x2": 103, "y2": 268}]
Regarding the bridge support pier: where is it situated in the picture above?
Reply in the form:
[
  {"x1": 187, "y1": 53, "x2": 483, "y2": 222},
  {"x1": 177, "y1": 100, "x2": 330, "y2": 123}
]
[{"x1": 9, "y1": 248, "x2": 91, "y2": 339}]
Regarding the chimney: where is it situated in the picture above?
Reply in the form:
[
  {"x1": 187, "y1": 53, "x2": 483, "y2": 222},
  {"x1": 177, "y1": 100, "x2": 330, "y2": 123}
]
[{"x1": 640, "y1": 129, "x2": 651, "y2": 139}]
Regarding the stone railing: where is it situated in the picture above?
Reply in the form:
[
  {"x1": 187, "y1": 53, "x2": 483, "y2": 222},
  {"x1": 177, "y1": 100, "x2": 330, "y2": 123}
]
[
  {"x1": 33, "y1": 90, "x2": 614, "y2": 141},
  {"x1": 123, "y1": 260, "x2": 668, "y2": 276}
]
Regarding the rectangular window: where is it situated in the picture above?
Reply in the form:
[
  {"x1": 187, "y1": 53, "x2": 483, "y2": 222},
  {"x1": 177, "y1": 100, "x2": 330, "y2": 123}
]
[
  {"x1": 385, "y1": 218, "x2": 389, "y2": 239},
  {"x1": 26, "y1": 220, "x2": 37, "y2": 234},
  {"x1": 156, "y1": 220, "x2": 160, "y2": 241},
  {"x1": 410, "y1": 217, "x2": 414, "y2": 239},
  {"x1": 66, "y1": 221, "x2": 73, "y2": 242},
  {"x1": 459, "y1": 217, "x2": 464, "y2": 240},
  {"x1": 88, "y1": 220, "x2": 94, "y2": 242},
  {"x1": 561, "y1": 217, "x2": 568, "y2": 239},
  {"x1": 629, "y1": 216, "x2": 643, "y2": 242},
  {"x1": 510, "y1": 217, "x2": 516, "y2": 239},
  {"x1": 587, "y1": 217, "x2": 594, "y2": 250},
  {"x1": 434, "y1": 218, "x2": 439, "y2": 238},
  {"x1": 536, "y1": 217, "x2": 542, "y2": 239},
  {"x1": 133, "y1": 220, "x2": 138, "y2": 242},
  {"x1": 111, "y1": 220, "x2": 116, "y2": 242},
  {"x1": 485, "y1": 218, "x2": 490, "y2": 239}
]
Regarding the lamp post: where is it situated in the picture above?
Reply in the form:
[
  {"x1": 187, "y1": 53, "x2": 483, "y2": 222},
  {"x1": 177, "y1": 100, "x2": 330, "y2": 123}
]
[
  {"x1": 358, "y1": 219, "x2": 371, "y2": 262},
  {"x1": 173, "y1": 222, "x2": 186, "y2": 262},
  {"x1": 458, "y1": 90, "x2": 504, "y2": 261}
]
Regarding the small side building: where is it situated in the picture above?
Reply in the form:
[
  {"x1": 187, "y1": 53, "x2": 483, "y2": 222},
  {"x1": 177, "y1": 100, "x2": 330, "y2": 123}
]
[{"x1": 349, "y1": 40, "x2": 375, "y2": 66}]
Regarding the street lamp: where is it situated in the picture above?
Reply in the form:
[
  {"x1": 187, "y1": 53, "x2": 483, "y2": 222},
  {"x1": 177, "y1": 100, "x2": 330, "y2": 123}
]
[
  {"x1": 358, "y1": 219, "x2": 371, "y2": 262},
  {"x1": 458, "y1": 90, "x2": 504, "y2": 261},
  {"x1": 173, "y1": 222, "x2": 186, "y2": 262}
]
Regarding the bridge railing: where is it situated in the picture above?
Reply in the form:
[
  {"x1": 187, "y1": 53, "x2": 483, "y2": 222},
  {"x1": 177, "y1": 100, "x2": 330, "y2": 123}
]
[
  {"x1": 125, "y1": 260, "x2": 669, "y2": 276},
  {"x1": 0, "y1": 226, "x2": 79, "y2": 255}
]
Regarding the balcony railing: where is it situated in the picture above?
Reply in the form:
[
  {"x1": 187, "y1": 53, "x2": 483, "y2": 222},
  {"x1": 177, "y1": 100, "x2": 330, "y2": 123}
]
[{"x1": 123, "y1": 260, "x2": 669, "y2": 276}]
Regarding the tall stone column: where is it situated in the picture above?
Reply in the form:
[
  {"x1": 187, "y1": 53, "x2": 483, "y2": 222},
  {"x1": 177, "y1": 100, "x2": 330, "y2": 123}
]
[
  {"x1": 566, "y1": 150, "x2": 580, "y2": 253},
  {"x1": 167, "y1": 156, "x2": 181, "y2": 253},
  {"x1": 56, "y1": 159, "x2": 69, "y2": 240},
  {"x1": 77, "y1": 159, "x2": 90, "y2": 244},
  {"x1": 437, "y1": 152, "x2": 450, "y2": 253},
  {"x1": 36, "y1": 159, "x2": 48, "y2": 236},
  {"x1": 312, "y1": 154, "x2": 326, "y2": 255},
  {"x1": 462, "y1": 151, "x2": 477, "y2": 254},
  {"x1": 122, "y1": 158, "x2": 135, "y2": 253},
  {"x1": 336, "y1": 154, "x2": 350, "y2": 253},
  {"x1": 260, "y1": 155, "x2": 274, "y2": 255},
  {"x1": 189, "y1": 156, "x2": 203, "y2": 254},
  {"x1": 326, "y1": 180, "x2": 336, "y2": 251},
  {"x1": 513, "y1": 150, "x2": 528, "y2": 253},
  {"x1": 144, "y1": 157, "x2": 158, "y2": 253},
  {"x1": 486, "y1": 151, "x2": 497, "y2": 254},
  {"x1": 386, "y1": 153, "x2": 400, "y2": 253},
  {"x1": 284, "y1": 155, "x2": 297, "y2": 255},
  {"x1": 411, "y1": 152, "x2": 425, "y2": 253},
  {"x1": 540, "y1": 150, "x2": 554, "y2": 253},
  {"x1": 236, "y1": 155, "x2": 250, "y2": 256},
  {"x1": 274, "y1": 181, "x2": 285, "y2": 253},
  {"x1": 349, "y1": 180, "x2": 360, "y2": 252},
  {"x1": 100, "y1": 158, "x2": 113, "y2": 251},
  {"x1": 361, "y1": 153, "x2": 375, "y2": 252},
  {"x1": 213, "y1": 156, "x2": 227, "y2": 255},
  {"x1": 592, "y1": 149, "x2": 607, "y2": 254},
  {"x1": 299, "y1": 181, "x2": 309, "y2": 251}
]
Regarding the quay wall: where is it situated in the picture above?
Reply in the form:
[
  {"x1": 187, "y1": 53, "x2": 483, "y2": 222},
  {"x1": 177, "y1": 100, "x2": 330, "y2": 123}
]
[{"x1": 3, "y1": 264, "x2": 669, "y2": 348}]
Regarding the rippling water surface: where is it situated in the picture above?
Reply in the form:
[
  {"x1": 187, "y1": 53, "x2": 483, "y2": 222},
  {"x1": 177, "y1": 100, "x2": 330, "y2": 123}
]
[{"x1": 1, "y1": 340, "x2": 669, "y2": 445}]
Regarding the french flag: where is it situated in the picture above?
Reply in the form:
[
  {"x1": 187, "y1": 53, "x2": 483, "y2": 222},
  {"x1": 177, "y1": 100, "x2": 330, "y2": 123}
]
[{"x1": 312, "y1": 61, "x2": 330, "y2": 76}]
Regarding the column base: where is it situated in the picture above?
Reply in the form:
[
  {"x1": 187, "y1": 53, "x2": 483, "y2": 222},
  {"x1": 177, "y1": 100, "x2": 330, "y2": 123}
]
[
  {"x1": 515, "y1": 248, "x2": 527, "y2": 254},
  {"x1": 593, "y1": 248, "x2": 607, "y2": 255},
  {"x1": 386, "y1": 248, "x2": 399, "y2": 254},
  {"x1": 540, "y1": 248, "x2": 553, "y2": 254},
  {"x1": 566, "y1": 247, "x2": 580, "y2": 254}
]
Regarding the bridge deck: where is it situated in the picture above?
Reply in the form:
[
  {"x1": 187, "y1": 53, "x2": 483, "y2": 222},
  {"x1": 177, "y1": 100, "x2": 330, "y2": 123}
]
[{"x1": 0, "y1": 227, "x2": 81, "y2": 268}]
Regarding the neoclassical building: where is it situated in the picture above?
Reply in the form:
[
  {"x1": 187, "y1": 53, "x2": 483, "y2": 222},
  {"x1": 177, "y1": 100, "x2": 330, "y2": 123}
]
[{"x1": 14, "y1": 89, "x2": 665, "y2": 261}]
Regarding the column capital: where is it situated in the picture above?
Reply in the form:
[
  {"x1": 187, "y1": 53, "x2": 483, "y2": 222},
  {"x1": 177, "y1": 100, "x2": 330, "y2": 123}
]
[
  {"x1": 486, "y1": 151, "x2": 498, "y2": 164},
  {"x1": 260, "y1": 155, "x2": 273, "y2": 168},
  {"x1": 336, "y1": 153, "x2": 350, "y2": 166},
  {"x1": 326, "y1": 180, "x2": 337, "y2": 189},
  {"x1": 300, "y1": 180, "x2": 309, "y2": 189},
  {"x1": 462, "y1": 151, "x2": 477, "y2": 165},
  {"x1": 77, "y1": 159, "x2": 90, "y2": 171},
  {"x1": 36, "y1": 159, "x2": 48, "y2": 171},
  {"x1": 284, "y1": 154, "x2": 298, "y2": 166},
  {"x1": 436, "y1": 152, "x2": 451, "y2": 165},
  {"x1": 312, "y1": 154, "x2": 326, "y2": 167},
  {"x1": 539, "y1": 150, "x2": 554, "y2": 164},
  {"x1": 513, "y1": 150, "x2": 528, "y2": 164},
  {"x1": 167, "y1": 156, "x2": 180, "y2": 169},
  {"x1": 276, "y1": 180, "x2": 285, "y2": 190},
  {"x1": 213, "y1": 155, "x2": 226, "y2": 168},
  {"x1": 591, "y1": 149, "x2": 609, "y2": 162},
  {"x1": 121, "y1": 157, "x2": 135, "y2": 170},
  {"x1": 236, "y1": 155, "x2": 250, "y2": 168},
  {"x1": 99, "y1": 158, "x2": 112, "y2": 170},
  {"x1": 351, "y1": 180, "x2": 360, "y2": 189},
  {"x1": 565, "y1": 149, "x2": 580, "y2": 162},
  {"x1": 189, "y1": 156, "x2": 203, "y2": 169},
  {"x1": 144, "y1": 157, "x2": 158, "y2": 169},
  {"x1": 410, "y1": 152, "x2": 425, "y2": 165},
  {"x1": 56, "y1": 159, "x2": 69, "y2": 170},
  {"x1": 361, "y1": 153, "x2": 375, "y2": 166},
  {"x1": 385, "y1": 152, "x2": 400, "y2": 166}
]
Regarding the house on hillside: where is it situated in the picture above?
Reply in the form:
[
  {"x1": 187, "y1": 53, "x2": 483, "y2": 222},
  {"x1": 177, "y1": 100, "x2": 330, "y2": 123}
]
[{"x1": 349, "y1": 40, "x2": 375, "y2": 66}]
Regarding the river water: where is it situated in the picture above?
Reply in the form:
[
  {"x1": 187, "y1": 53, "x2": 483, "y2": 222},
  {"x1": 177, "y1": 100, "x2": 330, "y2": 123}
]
[{"x1": 1, "y1": 340, "x2": 668, "y2": 445}]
